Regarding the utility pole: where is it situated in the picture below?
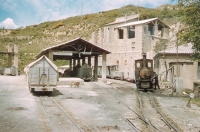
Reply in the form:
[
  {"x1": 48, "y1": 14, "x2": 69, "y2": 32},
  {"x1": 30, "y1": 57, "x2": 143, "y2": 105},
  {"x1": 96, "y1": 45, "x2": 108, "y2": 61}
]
[{"x1": 176, "y1": 32, "x2": 179, "y2": 77}]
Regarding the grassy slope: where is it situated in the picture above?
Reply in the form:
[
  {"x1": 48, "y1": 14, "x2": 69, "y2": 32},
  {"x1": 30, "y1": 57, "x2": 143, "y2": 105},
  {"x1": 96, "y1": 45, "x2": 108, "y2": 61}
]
[{"x1": 0, "y1": 4, "x2": 180, "y2": 72}]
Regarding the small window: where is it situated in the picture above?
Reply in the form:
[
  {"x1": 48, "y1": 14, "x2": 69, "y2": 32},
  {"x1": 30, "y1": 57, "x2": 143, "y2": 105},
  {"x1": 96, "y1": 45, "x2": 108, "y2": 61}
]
[
  {"x1": 118, "y1": 28, "x2": 124, "y2": 39},
  {"x1": 125, "y1": 60, "x2": 127, "y2": 65},
  {"x1": 116, "y1": 60, "x2": 119, "y2": 64},
  {"x1": 136, "y1": 62, "x2": 140, "y2": 68},
  {"x1": 147, "y1": 62, "x2": 152, "y2": 68},
  {"x1": 128, "y1": 26, "x2": 135, "y2": 38},
  {"x1": 131, "y1": 42, "x2": 135, "y2": 48},
  {"x1": 148, "y1": 25, "x2": 154, "y2": 35}
]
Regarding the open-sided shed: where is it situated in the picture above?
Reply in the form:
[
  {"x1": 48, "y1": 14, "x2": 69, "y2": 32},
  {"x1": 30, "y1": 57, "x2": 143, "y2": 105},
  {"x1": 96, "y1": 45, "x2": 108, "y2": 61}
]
[
  {"x1": 36, "y1": 38, "x2": 111, "y2": 82},
  {"x1": 24, "y1": 55, "x2": 58, "y2": 93}
]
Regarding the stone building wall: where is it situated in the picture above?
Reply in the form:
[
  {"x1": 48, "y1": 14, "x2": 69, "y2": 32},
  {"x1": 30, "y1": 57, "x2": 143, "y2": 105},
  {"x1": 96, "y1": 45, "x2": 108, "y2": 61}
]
[
  {"x1": 154, "y1": 54, "x2": 196, "y2": 90},
  {"x1": 89, "y1": 16, "x2": 169, "y2": 79}
]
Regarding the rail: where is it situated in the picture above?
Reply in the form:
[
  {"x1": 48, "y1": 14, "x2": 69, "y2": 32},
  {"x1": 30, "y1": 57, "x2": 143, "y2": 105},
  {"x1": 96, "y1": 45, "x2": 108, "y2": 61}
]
[
  {"x1": 147, "y1": 93, "x2": 179, "y2": 132},
  {"x1": 39, "y1": 96, "x2": 83, "y2": 132}
]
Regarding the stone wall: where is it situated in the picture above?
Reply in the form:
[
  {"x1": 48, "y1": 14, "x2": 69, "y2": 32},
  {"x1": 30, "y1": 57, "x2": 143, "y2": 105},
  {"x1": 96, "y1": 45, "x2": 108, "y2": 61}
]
[
  {"x1": 90, "y1": 18, "x2": 169, "y2": 79},
  {"x1": 155, "y1": 54, "x2": 196, "y2": 90}
]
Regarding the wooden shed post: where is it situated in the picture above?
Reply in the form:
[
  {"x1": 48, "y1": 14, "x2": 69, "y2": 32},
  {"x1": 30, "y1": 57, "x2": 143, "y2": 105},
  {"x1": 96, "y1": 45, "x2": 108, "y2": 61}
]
[
  {"x1": 88, "y1": 56, "x2": 91, "y2": 66},
  {"x1": 82, "y1": 57, "x2": 85, "y2": 65},
  {"x1": 94, "y1": 55, "x2": 98, "y2": 81},
  {"x1": 73, "y1": 59, "x2": 76, "y2": 69},
  {"x1": 69, "y1": 59, "x2": 72, "y2": 71},
  {"x1": 78, "y1": 58, "x2": 80, "y2": 66},
  {"x1": 102, "y1": 53, "x2": 107, "y2": 82}
]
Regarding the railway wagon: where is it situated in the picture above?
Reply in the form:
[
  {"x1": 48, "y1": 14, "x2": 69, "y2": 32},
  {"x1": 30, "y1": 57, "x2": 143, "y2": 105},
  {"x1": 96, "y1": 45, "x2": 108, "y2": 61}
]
[
  {"x1": 78, "y1": 63, "x2": 92, "y2": 81},
  {"x1": 24, "y1": 55, "x2": 58, "y2": 93},
  {"x1": 135, "y1": 53, "x2": 154, "y2": 91}
]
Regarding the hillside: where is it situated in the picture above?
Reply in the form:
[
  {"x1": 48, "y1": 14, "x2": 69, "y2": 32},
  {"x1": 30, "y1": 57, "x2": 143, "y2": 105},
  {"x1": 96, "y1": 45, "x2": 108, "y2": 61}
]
[{"x1": 0, "y1": 4, "x2": 180, "y2": 72}]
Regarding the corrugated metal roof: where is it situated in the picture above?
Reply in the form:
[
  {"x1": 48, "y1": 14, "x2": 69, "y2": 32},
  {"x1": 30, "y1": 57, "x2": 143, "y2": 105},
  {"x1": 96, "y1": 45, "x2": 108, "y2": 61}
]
[
  {"x1": 157, "y1": 43, "x2": 193, "y2": 54},
  {"x1": 116, "y1": 18, "x2": 170, "y2": 28}
]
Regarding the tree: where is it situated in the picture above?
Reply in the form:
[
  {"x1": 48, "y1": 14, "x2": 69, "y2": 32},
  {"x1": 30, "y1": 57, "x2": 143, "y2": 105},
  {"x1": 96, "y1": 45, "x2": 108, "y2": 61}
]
[{"x1": 174, "y1": 0, "x2": 200, "y2": 60}]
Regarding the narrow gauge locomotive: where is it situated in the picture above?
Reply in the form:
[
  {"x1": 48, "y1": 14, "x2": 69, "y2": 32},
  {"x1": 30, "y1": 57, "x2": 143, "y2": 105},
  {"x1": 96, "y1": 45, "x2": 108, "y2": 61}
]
[{"x1": 135, "y1": 53, "x2": 154, "y2": 91}]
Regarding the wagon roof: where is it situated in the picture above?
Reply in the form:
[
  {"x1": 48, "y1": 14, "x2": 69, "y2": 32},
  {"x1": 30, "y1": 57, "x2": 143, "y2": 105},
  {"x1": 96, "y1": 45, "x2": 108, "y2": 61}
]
[{"x1": 24, "y1": 55, "x2": 58, "y2": 72}]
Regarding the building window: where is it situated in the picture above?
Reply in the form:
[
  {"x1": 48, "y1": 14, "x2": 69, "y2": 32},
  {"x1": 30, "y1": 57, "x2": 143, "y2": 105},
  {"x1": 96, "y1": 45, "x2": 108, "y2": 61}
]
[
  {"x1": 118, "y1": 28, "x2": 124, "y2": 39},
  {"x1": 148, "y1": 25, "x2": 154, "y2": 35},
  {"x1": 116, "y1": 60, "x2": 119, "y2": 64},
  {"x1": 128, "y1": 26, "x2": 135, "y2": 38},
  {"x1": 125, "y1": 60, "x2": 127, "y2": 65},
  {"x1": 198, "y1": 62, "x2": 200, "y2": 79},
  {"x1": 131, "y1": 42, "x2": 135, "y2": 48}
]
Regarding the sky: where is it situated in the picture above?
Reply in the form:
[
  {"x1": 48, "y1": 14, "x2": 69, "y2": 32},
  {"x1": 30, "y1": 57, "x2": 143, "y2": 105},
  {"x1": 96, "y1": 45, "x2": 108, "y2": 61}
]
[{"x1": 0, "y1": 0, "x2": 176, "y2": 29}]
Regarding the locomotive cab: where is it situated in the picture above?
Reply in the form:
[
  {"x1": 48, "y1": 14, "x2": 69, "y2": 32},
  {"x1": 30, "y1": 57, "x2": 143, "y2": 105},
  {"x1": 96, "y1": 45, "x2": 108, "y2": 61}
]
[{"x1": 135, "y1": 53, "x2": 154, "y2": 90}]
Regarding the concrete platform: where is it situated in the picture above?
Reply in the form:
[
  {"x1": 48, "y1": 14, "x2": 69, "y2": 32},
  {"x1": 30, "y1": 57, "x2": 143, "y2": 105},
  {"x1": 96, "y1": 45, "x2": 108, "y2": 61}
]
[{"x1": 57, "y1": 77, "x2": 84, "y2": 86}]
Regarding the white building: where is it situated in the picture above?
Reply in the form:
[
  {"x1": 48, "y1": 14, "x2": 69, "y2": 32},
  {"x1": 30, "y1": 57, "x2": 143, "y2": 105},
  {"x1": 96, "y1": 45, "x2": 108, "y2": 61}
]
[{"x1": 90, "y1": 14, "x2": 170, "y2": 79}]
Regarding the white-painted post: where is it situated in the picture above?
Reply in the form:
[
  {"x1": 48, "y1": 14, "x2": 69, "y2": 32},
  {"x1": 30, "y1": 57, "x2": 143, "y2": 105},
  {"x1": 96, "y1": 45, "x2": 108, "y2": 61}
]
[
  {"x1": 102, "y1": 53, "x2": 107, "y2": 82},
  {"x1": 8, "y1": 44, "x2": 12, "y2": 67},
  {"x1": 153, "y1": 20, "x2": 158, "y2": 36},
  {"x1": 124, "y1": 27, "x2": 128, "y2": 39},
  {"x1": 48, "y1": 50, "x2": 53, "y2": 61},
  {"x1": 14, "y1": 44, "x2": 18, "y2": 68},
  {"x1": 176, "y1": 77, "x2": 183, "y2": 95}
]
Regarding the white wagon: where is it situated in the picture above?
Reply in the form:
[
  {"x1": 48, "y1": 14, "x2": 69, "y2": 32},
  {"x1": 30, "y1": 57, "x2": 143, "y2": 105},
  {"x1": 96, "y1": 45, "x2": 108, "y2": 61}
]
[{"x1": 24, "y1": 55, "x2": 58, "y2": 93}]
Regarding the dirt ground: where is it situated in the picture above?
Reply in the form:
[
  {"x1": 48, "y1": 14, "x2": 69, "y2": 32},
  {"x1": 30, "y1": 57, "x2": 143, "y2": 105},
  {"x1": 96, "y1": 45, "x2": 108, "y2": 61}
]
[{"x1": 0, "y1": 75, "x2": 200, "y2": 132}]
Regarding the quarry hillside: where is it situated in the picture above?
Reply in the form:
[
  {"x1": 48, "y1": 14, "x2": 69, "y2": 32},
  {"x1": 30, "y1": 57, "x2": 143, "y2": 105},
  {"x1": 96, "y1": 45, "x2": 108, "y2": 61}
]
[{"x1": 0, "y1": 4, "x2": 181, "y2": 72}]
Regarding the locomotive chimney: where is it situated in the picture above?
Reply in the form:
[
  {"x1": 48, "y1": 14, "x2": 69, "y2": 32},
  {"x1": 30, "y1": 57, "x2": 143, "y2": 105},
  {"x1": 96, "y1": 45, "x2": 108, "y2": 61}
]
[{"x1": 143, "y1": 53, "x2": 146, "y2": 67}]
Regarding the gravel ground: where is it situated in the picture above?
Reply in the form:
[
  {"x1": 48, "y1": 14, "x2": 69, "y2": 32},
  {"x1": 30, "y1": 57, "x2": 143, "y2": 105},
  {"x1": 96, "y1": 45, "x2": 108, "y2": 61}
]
[{"x1": 0, "y1": 75, "x2": 200, "y2": 132}]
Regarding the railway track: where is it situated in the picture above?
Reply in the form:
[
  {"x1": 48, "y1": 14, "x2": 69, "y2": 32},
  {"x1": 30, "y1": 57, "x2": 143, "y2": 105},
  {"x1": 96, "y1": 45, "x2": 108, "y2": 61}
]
[
  {"x1": 92, "y1": 82, "x2": 149, "y2": 132},
  {"x1": 136, "y1": 91, "x2": 180, "y2": 132},
  {"x1": 93, "y1": 81, "x2": 181, "y2": 132},
  {"x1": 39, "y1": 96, "x2": 83, "y2": 132}
]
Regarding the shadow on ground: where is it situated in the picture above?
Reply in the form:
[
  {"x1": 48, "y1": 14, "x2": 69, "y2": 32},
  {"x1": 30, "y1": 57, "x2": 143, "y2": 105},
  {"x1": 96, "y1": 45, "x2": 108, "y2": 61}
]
[{"x1": 30, "y1": 88, "x2": 63, "y2": 97}]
